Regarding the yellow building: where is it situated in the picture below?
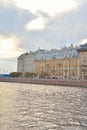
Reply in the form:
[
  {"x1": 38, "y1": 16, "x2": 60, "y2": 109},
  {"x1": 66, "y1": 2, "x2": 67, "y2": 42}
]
[
  {"x1": 35, "y1": 56, "x2": 80, "y2": 80},
  {"x1": 78, "y1": 43, "x2": 87, "y2": 80},
  {"x1": 63, "y1": 57, "x2": 80, "y2": 80}
]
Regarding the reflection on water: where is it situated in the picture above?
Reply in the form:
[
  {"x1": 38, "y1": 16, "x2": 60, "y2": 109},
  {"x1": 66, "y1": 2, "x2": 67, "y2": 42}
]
[{"x1": 0, "y1": 82, "x2": 87, "y2": 130}]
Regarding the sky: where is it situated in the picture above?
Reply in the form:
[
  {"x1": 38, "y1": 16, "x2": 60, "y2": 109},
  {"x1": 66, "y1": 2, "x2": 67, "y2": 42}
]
[{"x1": 0, "y1": 0, "x2": 87, "y2": 73}]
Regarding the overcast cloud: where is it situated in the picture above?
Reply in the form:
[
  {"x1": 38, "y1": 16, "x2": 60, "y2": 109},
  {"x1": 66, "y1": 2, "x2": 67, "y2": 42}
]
[{"x1": 0, "y1": 0, "x2": 87, "y2": 73}]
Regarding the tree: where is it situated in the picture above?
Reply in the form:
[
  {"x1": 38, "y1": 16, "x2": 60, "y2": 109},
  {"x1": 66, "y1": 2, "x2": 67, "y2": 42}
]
[
  {"x1": 10, "y1": 72, "x2": 23, "y2": 78},
  {"x1": 17, "y1": 72, "x2": 23, "y2": 77},
  {"x1": 10, "y1": 72, "x2": 17, "y2": 77},
  {"x1": 24, "y1": 72, "x2": 37, "y2": 78},
  {"x1": 39, "y1": 72, "x2": 49, "y2": 78},
  {"x1": 24, "y1": 72, "x2": 32, "y2": 78}
]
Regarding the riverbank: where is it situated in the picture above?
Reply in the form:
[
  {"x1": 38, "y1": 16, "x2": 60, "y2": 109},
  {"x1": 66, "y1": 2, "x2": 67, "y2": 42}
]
[{"x1": 0, "y1": 78, "x2": 87, "y2": 88}]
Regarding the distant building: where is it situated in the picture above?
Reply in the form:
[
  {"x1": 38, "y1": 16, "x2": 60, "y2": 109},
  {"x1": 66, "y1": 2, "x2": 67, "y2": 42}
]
[
  {"x1": 17, "y1": 43, "x2": 87, "y2": 80},
  {"x1": 35, "y1": 44, "x2": 80, "y2": 79},
  {"x1": 17, "y1": 51, "x2": 37, "y2": 74},
  {"x1": 78, "y1": 43, "x2": 87, "y2": 80}
]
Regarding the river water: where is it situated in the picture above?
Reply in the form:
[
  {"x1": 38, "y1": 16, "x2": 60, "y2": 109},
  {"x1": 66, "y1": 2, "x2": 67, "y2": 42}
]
[{"x1": 0, "y1": 82, "x2": 87, "y2": 130}]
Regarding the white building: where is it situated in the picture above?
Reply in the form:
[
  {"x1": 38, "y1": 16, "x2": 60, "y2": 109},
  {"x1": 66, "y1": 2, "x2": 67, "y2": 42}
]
[{"x1": 17, "y1": 51, "x2": 37, "y2": 74}]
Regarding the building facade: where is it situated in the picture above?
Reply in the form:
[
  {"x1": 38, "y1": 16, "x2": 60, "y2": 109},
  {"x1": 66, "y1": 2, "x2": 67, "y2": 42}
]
[
  {"x1": 17, "y1": 51, "x2": 37, "y2": 74},
  {"x1": 78, "y1": 43, "x2": 87, "y2": 80},
  {"x1": 17, "y1": 44, "x2": 87, "y2": 80},
  {"x1": 35, "y1": 44, "x2": 80, "y2": 79},
  {"x1": 35, "y1": 56, "x2": 80, "y2": 80}
]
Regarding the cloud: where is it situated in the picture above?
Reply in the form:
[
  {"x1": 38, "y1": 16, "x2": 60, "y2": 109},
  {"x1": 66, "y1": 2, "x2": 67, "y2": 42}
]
[
  {"x1": 0, "y1": 6, "x2": 34, "y2": 34},
  {"x1": 12, "y1": 0, "x2": 78, "y2": 16},
  {"x1": 25, "y1": 17, "x2": 47, "y2": 31},
  {"x1": 0, "y1": 0, "x2": 79, "y2": 31},
  {"x1": 0, "y1": 0, "x2": 11, "y2": 6},
  {"x1": 0, "y1": 1, "x2": 86, "y2": 48},
  {"x1": 80, "y1": 39, "x2": 87, "y2": 45},
  {"x1": 14, "y1": 0, "x2": 78, "y2": 31},
  {"x1": 0, "y1": 35, "x2": 26, "y2": 59},
  {"x1": 0, "y1": 0, "x2": 79, "y2": 32}
]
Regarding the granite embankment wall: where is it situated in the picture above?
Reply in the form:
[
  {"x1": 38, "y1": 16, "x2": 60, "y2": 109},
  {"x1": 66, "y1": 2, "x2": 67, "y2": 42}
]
[{"x1": 0, "y1": 78, "x2": 87, "y2": 88}]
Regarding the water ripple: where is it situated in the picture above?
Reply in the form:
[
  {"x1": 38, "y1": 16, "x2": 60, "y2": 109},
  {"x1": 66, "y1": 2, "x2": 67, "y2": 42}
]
[{"x1": 0, "y1": 82, "x2": 87, "y2": 130}]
